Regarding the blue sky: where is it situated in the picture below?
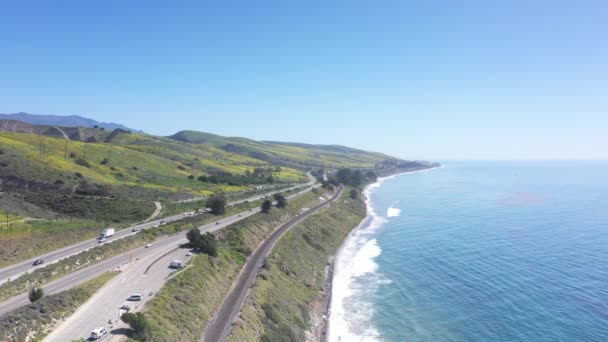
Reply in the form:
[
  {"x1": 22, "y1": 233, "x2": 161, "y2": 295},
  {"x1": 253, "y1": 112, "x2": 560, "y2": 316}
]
[{"x1": 1, "y1": 1, "x2": 606, "y2": 160}]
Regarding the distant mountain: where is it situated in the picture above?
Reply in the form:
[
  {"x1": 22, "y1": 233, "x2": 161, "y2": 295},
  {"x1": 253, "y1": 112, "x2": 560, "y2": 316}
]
[{"x1": 0, "y1": 112, "x2": 144, "y2": 133}]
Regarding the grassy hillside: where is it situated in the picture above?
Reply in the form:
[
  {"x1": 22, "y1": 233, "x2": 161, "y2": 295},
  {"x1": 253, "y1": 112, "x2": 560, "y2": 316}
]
[
  {"x1": 229, "y1": 189, "x2": 366, "y2": 341},
  {"x1": 0, "y1": 122, "x2": 406, "y2": 269},
  {"x1": 134, "y1": 190, "x2": 330, "y2": 341},
  {"x1": 169, "y1": 130, "x2": 391, "y2": 169}
]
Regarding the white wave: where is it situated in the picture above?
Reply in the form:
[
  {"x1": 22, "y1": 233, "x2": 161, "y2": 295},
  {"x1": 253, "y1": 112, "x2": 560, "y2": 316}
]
[
  {"x1": 387, "y1": 203, "x2": 401, "y2": 218},
  {"x1": 328, "y1": 182, "x2": 387, "y2": 341},
  {"x1": 328, "y1": 167, "x2": 442, "y2": 341}
]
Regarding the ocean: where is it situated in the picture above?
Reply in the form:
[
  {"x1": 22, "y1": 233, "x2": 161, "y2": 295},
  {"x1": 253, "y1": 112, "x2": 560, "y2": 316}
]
[{"x1": 329, "y1": 161, "x2": 608, "y2": 342}]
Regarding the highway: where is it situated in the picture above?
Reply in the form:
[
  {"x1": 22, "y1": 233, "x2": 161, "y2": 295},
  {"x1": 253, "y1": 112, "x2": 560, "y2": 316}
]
[
  {"x1": 39, "y1": 184, "x2": 320, "y2": 341},
  {"x1": 202, "y1": 185, "x2": 343, "y2": 342},
  {"x1": 0, "y1": 173, "x2": 315, "y2": 286}
]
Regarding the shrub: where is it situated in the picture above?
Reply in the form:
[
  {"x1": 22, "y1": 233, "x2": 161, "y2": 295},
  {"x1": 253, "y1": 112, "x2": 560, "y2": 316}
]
[
  {"x1": 69, "y1": 152, "x2": 76, "y2": 158},
  {"x1": 261, "y1": 200, "x2": 272, "y2": 213},
  {"x1": 28, "y1": 288, "x2": 44, "y2": 302},
  {"x1": 75, "y1": 158, "x2": 90, "y2": 167},
  {"x1": 121, "y1": 312, "x2": 151, "y2": 341},
  {"x1": 177, "y1": 165, "x2": 186, "y2": 171},
  {"x1": 187, "y1": 175, "x2": 194, "y2": 180},
  {"x1": 100, "y1": 158, "x2": 109, "y2": 165}
]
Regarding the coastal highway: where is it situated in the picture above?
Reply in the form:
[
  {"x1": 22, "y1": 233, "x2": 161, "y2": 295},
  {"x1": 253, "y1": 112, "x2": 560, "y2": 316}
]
[
  {"x1": 0, "y1": 173, "x2": 315, "y2": 286},
  {"x1": 38, "y1": 184, "x2": 320, "y2": 341},
  {"x1": 202, "y1": 185, "x2": 343, "y2": 342}
]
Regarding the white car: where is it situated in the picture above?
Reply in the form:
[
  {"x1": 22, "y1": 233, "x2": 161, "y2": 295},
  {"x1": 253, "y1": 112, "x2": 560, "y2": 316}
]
[
  {"x1": 145, "y1": 243, "x2": 152, "y2": 248},
  {"x1": 128, "y1": 294, "x2": 143, "y2": 301},
  {"x1": 186, "y1": 252, "x2": 192, "y2": 256},
  {"x1": 98, "y1": 238, "x2": 107, "y2": 243},
  {"x1": 89, "y1": 327, "x2": 107, "y2": 340}
]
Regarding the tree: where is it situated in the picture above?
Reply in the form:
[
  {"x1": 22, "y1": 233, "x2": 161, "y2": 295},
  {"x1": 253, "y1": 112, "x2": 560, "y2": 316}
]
[
  {"x1": 121, "y1": 312, "x2": 150, "y2": 340},
  {"x1": 200, "y1": 232, "x2": 218, "y2": 257},
  {"x1": 261, "y1": 200, "x2": 272, "y2": 213},
  {"x1": 273, "y1": 193, "x2": 287, "y2": 208},
  {"x1": 186, "y1": 228, "x2": 202, "y2": 248},
  {"x1": 206, "y1": 194, "x2": 227, "y2": 215},
  {"x1": 366, "y1": 171, "x2": 378, "y2": 181},
  {"x1": 28, "y1": 288, "x2": 44, "y2": 302},
  {"x1": 186, "y1": 229, "x2": 218, "y2": 257},
  {"x1": 350, "y1": 189, "x2": 358, "y2": 200},
  {"x1": 187, "y1": 174, "x2": 195, "y2": 180}
]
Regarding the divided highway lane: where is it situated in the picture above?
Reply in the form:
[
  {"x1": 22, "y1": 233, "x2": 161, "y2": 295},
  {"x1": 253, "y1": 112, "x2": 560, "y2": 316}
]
[
  {"x1": 40, "y1": 184, "x2": 321, "y2": 341},
  {"x1": 0, "y1": 182, "x2": 319, "y2": 322},
  {"x1": 0, "y1": 173, "x2": 315, "y2": 286}
]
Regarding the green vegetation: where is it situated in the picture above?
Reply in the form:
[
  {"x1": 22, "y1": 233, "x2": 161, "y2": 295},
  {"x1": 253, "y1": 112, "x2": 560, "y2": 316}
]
[
  {"x1": 186, "y1": 229, "x2": 218, "y2": 257},
  {"x1": 261, "y1": 200, "x2": 272, "y2": 213},
  {"x1": 28, "y1": 288, "x2": 44, "y2": 303},
  {"x1": 169, "y1": 130, "x2": 391, "y2": 169},
  {"x1": 206, "y1": 194, "x2": 227, "y2": 215},
  {"x1": 0, "y1": 125, "x2": 419, "y2": 269},
  {"x1": 229, "y1": 188, "x2": 367, "y2": 341},
  {"x1": 0, "y1": 271, "x2": 117, "y2": 342},
  {"x1": 136, "y1": 190, "x2": 329, "y2": 341},
  {"x1": 273, "y1": 193, "x2": 287, "y2": 209},
  {"x1": 121, "y1": 312, "x2": 150, "y2": 341},
  {"x1": 0, "y1": 219, "x2": 106, "y2": 268}
]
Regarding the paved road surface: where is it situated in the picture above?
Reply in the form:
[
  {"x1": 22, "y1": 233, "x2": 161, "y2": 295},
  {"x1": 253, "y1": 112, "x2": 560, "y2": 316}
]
[
  {"x1": 39, "y1": 185, "x2": 320, "y2": 341},
  {"x1": 202, "y1": 185, "x2": 343, "y2": 342},
  {"x1": 0, "y1": 173, "x2": 314, "y2": 286}
]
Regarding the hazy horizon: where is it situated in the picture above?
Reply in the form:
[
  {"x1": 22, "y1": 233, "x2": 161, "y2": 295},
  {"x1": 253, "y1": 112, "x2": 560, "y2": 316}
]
[{"x1": 1, "y1": 1, "x2": 606, "y2": 160}]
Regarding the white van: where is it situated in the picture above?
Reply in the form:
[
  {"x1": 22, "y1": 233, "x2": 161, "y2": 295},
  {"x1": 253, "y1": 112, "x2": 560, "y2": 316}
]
[
  {"x1": 128, "y1": 294, "x2": 143, "y2": 301},
  {"x1": 89, "y1": 327, "x2": 107, "y2": 340},
  {"x1": 169, "y1": 260, "x2": 183, "y2": 268}
]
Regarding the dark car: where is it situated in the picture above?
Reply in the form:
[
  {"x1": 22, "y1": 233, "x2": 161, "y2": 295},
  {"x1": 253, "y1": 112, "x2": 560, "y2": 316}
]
[{"x1": 32, "y1": 259, "x2": 44, "y2": 266}]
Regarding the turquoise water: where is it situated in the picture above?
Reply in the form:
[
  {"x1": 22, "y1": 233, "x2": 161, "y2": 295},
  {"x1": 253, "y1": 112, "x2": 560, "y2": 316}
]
[{"x1": 329, "y1": 161, "x2": 608, "y2": 342}]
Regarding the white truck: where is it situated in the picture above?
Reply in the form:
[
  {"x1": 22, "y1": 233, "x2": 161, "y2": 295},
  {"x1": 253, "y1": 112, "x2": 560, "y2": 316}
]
[{"x1": 100, "y1": 228, "x2": 115, "y2": 238}]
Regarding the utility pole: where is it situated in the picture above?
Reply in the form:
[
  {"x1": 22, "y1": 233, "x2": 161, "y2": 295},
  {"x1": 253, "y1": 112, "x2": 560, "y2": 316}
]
[{"x1": 64, "y1": 140, "x2": 68, "y2": 159}]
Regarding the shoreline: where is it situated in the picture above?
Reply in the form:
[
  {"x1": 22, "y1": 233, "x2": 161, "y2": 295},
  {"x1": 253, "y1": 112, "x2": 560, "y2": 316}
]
[{"x1": 317, "y1": 166, "x2": 440, "y2": 341}]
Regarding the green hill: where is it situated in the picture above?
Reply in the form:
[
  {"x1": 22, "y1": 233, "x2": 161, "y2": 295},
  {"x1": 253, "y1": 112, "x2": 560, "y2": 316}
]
[
  {"x1": 0, "y1": 124, "x2": 406, "y2": 223},
  {"x1": 168, "y1": 130, "x2": 391, "y2": 169}
]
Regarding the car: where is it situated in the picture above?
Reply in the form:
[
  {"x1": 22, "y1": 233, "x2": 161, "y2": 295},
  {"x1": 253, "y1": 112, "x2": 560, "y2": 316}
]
[
  {"x1": 216, "y1": 221, "x2": 219, "y2": 225},
  {"x1": 98, "y1": 238, "x2": 107, "y2": 243},
  {"x1": 127, "y1": 294, "x2": 143, "y2": 301},
  {"x1": 160, "y1": 220, "x2": 166, "y2": 225},
  {"x1": 89, "y1": 327, "x2": 107, "y2": 340},
  {"x1": 186, "y1": 252, "x2": 192, "y2": 256},
  {"x1": 119, "y1": 304, "x2": 132, "y2": 311},
  {"x1": 32, "y1": 259, "x2": 44, "y2": 266},
  {"x1": 145, "y1": 243, "x2": 152, "y2": 248},
  {"x1": 132, "y1": 228, "x2": 139, "y2": 232}
]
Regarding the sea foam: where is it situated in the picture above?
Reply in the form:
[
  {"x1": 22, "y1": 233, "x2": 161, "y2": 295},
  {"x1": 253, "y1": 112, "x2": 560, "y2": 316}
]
[
  {"x1": 328, "y1": 179, "x2": 388, "y2": 342},
  {"x1": 328, "y1": 168, "x2": 440, "y2": 341},
  {"x1": 387, "y1": 203, "x2": 401, "y2": 218}
]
